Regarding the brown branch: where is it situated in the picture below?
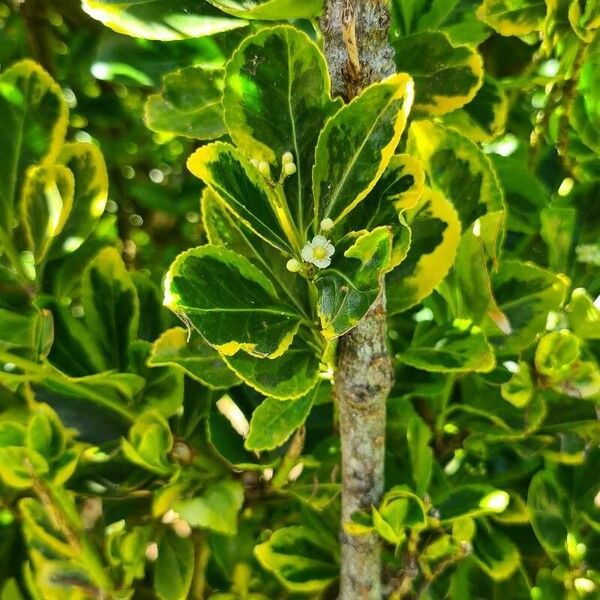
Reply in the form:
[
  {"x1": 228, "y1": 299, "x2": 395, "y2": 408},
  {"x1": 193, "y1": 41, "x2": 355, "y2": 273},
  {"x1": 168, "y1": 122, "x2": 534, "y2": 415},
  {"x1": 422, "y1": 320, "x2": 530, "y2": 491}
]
[{"x1": 320, "y1": 3, "x2": 396, "y2": 597}]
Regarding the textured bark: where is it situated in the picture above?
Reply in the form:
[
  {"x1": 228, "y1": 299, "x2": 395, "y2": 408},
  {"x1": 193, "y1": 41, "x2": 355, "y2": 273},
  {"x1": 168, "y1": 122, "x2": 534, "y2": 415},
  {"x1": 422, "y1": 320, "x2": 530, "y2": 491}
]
[{"x1": 320, "y1": 1, "x2": 396, "y2": 598}]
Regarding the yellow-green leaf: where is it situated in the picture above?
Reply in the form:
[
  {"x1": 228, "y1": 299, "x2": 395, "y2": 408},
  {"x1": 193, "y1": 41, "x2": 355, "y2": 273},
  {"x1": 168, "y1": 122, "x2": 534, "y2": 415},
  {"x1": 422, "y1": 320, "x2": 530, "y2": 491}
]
[
  {"x1": 207, "y1": 0, "x2": 322, "y2": 19},
  {"x1": 313, "y1": 73, "x2": 414, "y2": 226},
  {"x1": 315, "y1": 227, "x2": 393, "y2": 339},
  {"x1": 148, "y1": 327, "x2": 240, "y2": 390},
  {"x1": 245, "y1": 386, "x2": 318, "y2": 451},
  {"x1": 164, "y1": 245, "x2": 301, "y2": 358},
  {"x1": 392, "y1": 30, "x2": 483, "y2": 116},
  {"x1": 0, "y1": 59, "x2": 68, "y2": 231},
  {"x1": 82, "y1": 0, "x2": 245, "y2": 41},
  {"x1": 223, "y1": 26, "x2": 337, "y2": 232},
  {"x1": 387, "y1": 187, "x2": 461, "y2": 314},
  {"x1": 188, "y1": 142, "x2": 296, "y2": 253},
  {"x1": 444, "y1": 76, "x2": 509, "y2": 142},
  {"x1": 20, "y1": 165, "x2": 74, "y2": 263},
  {"x1": 476, "y1": 0, "x2": 546, "y2": 36},
  {"x1": 408, "y1": 120, "x2": 505, "y2": 260}
]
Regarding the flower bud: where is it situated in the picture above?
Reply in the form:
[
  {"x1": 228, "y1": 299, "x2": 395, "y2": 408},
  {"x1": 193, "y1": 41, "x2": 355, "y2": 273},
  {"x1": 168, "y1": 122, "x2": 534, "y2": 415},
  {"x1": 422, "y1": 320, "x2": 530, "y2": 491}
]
[
  {"x1": 173, "y1": 519, "x2": 192, "y2": 538},
  {"x1": 145, "y1": 542, "x2": 159, "y2": 561},
  {"x1": 283, "y1": 162, "x2": 297, "y2": 177},
  {"x1": 282, "y1": 151, "x2": 294, "y2": 164},
  {"x1": 286, "y1": 258, "x2": 301, "y2": 272},
  {"x1": 320, "y1": 218, "x2": 334, "y2": 232},
  {"x1": 250, "y1": 158, "x2": 260, "y2": 168},
  {"x1": 258, "y1": 161, "x2": 271, "y2": 178}
]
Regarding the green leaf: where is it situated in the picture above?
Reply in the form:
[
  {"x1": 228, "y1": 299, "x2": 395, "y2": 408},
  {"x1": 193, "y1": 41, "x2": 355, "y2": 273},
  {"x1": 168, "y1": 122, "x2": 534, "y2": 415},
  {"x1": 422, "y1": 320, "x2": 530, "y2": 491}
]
[
  {"x1": 397, "y1": 319, "x2": 495, "y2": 373},
  {"x1": 20, "y1": 165, "x2": 74, "y2": 264},
  {"x1": 149, "y1": 327, "x2": 240, "y2": 390},
  {"x1": 0, "y1": 447, "x2": 48, "y2": 489},
  {"x1": 49, "y1": 142, "x2": 109, "y2": 259},
  {"x1": 392, "y1": 31, "x2": 483, "y2": 116},
  {"x1": 501, "y1": 361, "x2": 534, "y2": 408},
  {"x1": 207, "y1": 0, "x2": 322, "y2": 19},
  {"x1": 476, "y1": 0, "x2": 546, "y2": 36},
  {"x1": 254, "y1": 525, "x2": 338, "y2": 593},
  {"x1": 174, "y1": 480, "x2": 244, "y2": 535},
  {"x1": 437, "y1": 484, "x2": 510, "y2": 522},
  {"x1": 26, "y1": 404, "x2": 66, "y2": 461},
  {"x1": 0, "y1": 308, "x2": 46, "y2": 353},
  {"x1": 313, "y1": 73, "x2": 414, "y2": 226},
  {"x1": 122, "y1": 412, "x2": 173, "y2": 475},
  {"x1": 1, "y1": 579, "x2": 24, "y2": 600},
  {"x1": 0, "y1": 59, "x2": 68, "y2": 231},
  {"x1": 82, "y1": 0, "x2": 246, "y2": 41},
  {"x1": 129, "y1": 340, "x2": 184, "y2": 417},
  {"x1": 387, "y1": 187, "x2": 461, "y2": 314},
  {"x1": 188, "y1": 142, "x2": 295, "y2": 253},
  {"x1": 491, "y1": 154, "x2": 549, "y2": 235},
  {"x1": 223, "y1": 25, "x2": 337, "y2": 232},
  {"x1": 145, "y1": 66, "x2": 226, "y2": 140},
  {"x1": 540, "y1": 206, "x2": 576, "y2": 273},
  {"x1": 482, "y1": 260, "x2": 570, "y2": 353},
  {"x1": 407, "y1": 415, "x2": 434, "y2": 496},
  {"x1": 567, "y1": 287, "x2": 600, "y2": 339},
  {"x1": 224, "y1": 335, "x2": 319, "y2": 399},
  {"x1": 154, "y1": 530, "x2": 194, "y2": 600},
  {"x1": 373, "y1": 486, "x2": 427, "y2": 545},
  {"x1": 245, "y1": 387, "x2": 317, "y2": 451},
  {"x1": 408, "y1": 120, "x2": 505, "y2": 259},
  {"x1": 165, "y1": 245, "x2": 301, "y2": 358},
  {"x1": 444, "y1": 76, "x2": 509, "y2": 141},
  {"x1": 472, "y1": 520, "x2": 520, "y2": 581},
  {"x1": 81, "y1": 247, "x2": 139, "y2": 371},
  {"x1": 315, "y1": 227, "x2": 393, "y2": 339}
]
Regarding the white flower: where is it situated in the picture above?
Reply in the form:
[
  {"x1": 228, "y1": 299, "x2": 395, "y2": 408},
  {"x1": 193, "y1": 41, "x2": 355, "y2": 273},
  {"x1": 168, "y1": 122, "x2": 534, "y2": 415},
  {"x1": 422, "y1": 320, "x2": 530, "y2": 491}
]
[{"x1": 301, "y1": 235, "x2": 335, "y2": 269}]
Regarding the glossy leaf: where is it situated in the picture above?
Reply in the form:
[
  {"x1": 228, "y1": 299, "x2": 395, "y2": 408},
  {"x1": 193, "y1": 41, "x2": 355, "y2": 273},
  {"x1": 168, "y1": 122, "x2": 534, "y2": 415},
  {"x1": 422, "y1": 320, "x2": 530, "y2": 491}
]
[
  {"x1": 315, "y1": 227, "x2": 393, "y2": 339},
  {"x1": 174, "y1": 480, "x2": 244, "y2": 535},
  {"x1": 149, "y1": 327, "x2": 240, "y2": 390},
  {"x1": 408, "y1": 120, "x2": 505, "y2": 259},
  {"x1": 313, "y1": 73, "x2": 414, "y2": 226},
  {"x1": 224, "y1": 26, "x2": 336, "y2": 231},
  {"x1": 188, "y1": 142, "x2": 295, "y2": 253},
  {"x1": 254, "y1": 526, "x2": 338, "y2": 593},
  {"x1": 49, "y1": 142, "x2": 109, "y2": 259},
  {"x1": 476, "y1": 0, "x2": 546, "y2": 36},
  {"x1": 21, "y1": 165, "x2": 74, "y2": 263},
  {"x1": 387, "y1": 187, "x2": 461, "y2": 314},
  {"x1": 392, "y1": 31, "x2": 483, "y2": 116},
  {"x1": 82, "y1": 0, "x2": 245, "y2": 41},
  {"x1": 81, "y1": 247, "x2": 139, "y2": 371},
  {"x1": 164, "y1": 245, "x2": 301, "y2": 358},
  {"x1": 0, "y1": 59, "x2": 68, "y2": 230},
  {"x1": 207, "y1": 0, "x2": 322, "y2": 19},
  {"x1": 224, "y1": 335, "x2": 319, "y2": 399},
  {"x1": 397, "y1": 319, "x2": 495, "y2": 373},
  {"x1": 145, "y1": 66, "x2": 225, "y2": 139},
  {"x1": 567, "y1": 288, "x2": 600, "y2": 339},
  {"x1": 444, "y1": 76, "x2": 509, "y2": 142},
  {"x1": 245, "y1": 387, "x2": 317, "y2": 451}
]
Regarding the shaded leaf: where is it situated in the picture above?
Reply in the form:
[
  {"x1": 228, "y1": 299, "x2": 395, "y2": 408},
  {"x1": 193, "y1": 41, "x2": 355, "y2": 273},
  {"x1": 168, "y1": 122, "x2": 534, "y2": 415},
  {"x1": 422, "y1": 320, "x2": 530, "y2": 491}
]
[
  {"x1": 149, "y1": 327, "x2": 240, "y2": 390},
  {"x1": 155, "y1": 531, "x2": 194, "y2": 600},
  {"x1": 145, "y1": 66, "x2": 226, "y2": 140}
]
